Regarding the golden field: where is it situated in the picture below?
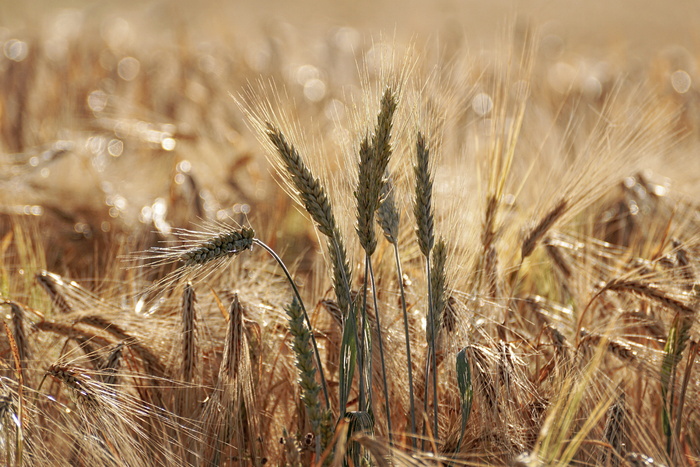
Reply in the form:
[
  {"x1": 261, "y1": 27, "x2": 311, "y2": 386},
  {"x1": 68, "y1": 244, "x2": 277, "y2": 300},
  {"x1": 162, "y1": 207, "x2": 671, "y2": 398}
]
[{"x1": 0, "y1": 1, "x2": 699, "y2": 465}]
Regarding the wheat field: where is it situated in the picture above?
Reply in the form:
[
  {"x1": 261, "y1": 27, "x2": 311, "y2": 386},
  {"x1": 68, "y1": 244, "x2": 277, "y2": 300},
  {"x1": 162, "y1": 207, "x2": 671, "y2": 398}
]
[{"x1": 0, "y1": 1, "x2": 699, "y2": 466}]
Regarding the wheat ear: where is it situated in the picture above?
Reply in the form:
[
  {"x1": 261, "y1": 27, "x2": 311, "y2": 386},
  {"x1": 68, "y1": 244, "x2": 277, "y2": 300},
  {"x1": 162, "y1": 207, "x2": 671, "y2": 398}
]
[
  {"x1": 355, "y1": 87, "x2": 397, "y2": 440},
  {"x1": 36, "y1": 270, "x2": 73, "y2": 313},
  {"x1": 414, "y1": 132, "x2": 434, "y2": 258},
  {"x1": 265, "y1": 123, "x2": 353, "y2": 317},
  {"x1": 521, "y1": 198, "x2": 568, "y2": 260},
  {"x1": 286, "y1": 297, "x2": 333, "y2": 463},
  {"x1": 413, "y1": 131, "x2": 440, "y2": 443},
  {"x1": 177, "y1": 283, "x2": 197, "y2": 423},
  {"x1": 4, "y1": 301, "x2": 31, "y2": 375},
  {"x1": 355, "y1": 87, "x2": 397, "y2": 256}
]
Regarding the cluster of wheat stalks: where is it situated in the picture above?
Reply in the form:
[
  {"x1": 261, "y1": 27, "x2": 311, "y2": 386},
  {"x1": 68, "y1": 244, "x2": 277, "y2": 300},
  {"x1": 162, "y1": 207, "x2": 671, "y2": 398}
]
[{"x1": 0, "y1": 11, "x2": 699, "y2": 467}]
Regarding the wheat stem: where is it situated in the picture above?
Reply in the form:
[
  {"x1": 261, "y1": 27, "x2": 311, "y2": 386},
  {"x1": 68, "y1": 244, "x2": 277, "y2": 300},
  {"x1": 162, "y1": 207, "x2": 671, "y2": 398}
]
[
  {"x1": 367, "y1": 257, "x2": 393, "y2": 444},
  {"x1": 253, "y1": 238, "x2": 330, "y2": 408}
]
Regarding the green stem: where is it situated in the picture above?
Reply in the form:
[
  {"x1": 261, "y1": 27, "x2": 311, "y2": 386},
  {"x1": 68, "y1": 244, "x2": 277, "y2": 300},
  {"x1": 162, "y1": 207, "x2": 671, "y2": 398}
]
[
  {"x1": 253, "y1": 239, "x2": 330, "y2": 408},
  {"x1": 368, "y1": 257, "x2": 393, "y2": 444},
  {"x1": 427, "y1": 260, "x2": 439, "y2": 441},
  {"x1": 359, "y1": 258, "x2": 370, "y2": 413},
  {"x1": 393, "y1": 242, "x2": 416, "y2": 448}
]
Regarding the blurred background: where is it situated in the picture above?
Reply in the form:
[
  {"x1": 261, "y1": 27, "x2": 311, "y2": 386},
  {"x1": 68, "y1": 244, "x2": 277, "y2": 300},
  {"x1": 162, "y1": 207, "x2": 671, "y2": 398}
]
[{"x1": 0, "y1": 0, "x2": 698, "y2": 281}]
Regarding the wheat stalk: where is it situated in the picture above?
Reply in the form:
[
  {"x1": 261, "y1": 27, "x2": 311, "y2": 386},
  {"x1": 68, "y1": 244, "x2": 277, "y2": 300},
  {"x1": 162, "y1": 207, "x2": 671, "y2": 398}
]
[
  {"x1": 377, "y1": 174, "x2": 418, "y2": 445},
  {"x1": 413, "y1": 130, "x2": 441, "y2": 443}
]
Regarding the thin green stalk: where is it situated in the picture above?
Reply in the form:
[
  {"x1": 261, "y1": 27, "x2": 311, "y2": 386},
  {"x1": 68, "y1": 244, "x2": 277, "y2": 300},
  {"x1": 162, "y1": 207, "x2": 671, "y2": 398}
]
[
  {"x1": 393, "y1": 242, "x2": 416, "y2": 448},
  {"x1": 367, "y1": 257, "x2": 393, "y2": 444},
  {"x1": 358, "y1": 258, "x2": 372, "y2": 413},
  {"x1": 253, "y1": 239, "x2": 330, "y2": 408},
  {"x1": 426, "y1": 260, "x2": 439, "y2": 441}
]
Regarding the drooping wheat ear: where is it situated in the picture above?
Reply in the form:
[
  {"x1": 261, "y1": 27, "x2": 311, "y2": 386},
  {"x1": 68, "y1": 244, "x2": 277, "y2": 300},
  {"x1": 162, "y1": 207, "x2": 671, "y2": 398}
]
[
  {"x1": 377, "y1": 174, "x2": 400, "y2": 245},
  {"x1": 599, "y1": 388, "x2": 626, "y2": 467},
  {"x1": 544, "y1": 237, "x2": 572, "y2": 279},
  {"x1": 286, "y1": 297, "x2": 333, "y2": 461},
  {"x1": 181, "y1": 282, "x2": 197, "y2": 383},
  {"x1": 578, "y1": 330, "x2": 641, "y2": 369},
  {"x1": 36, "y1": 270, "x2": 72, "y2": 313},
  {"x1": 35, "y1": 320, "x2": 112, "y2": 349},
  {"x1": 355, "y1": 87, "x2": 397, "y2": 255},
  {"x1": 521, "y1": 198, "x2": 568, "y2": 260},
  {"x1": 76, "y1": 315, "x2": 168, "y2": 379},
  {"x1": 179, "y1": 227, "x2": 255, "y2": 266},
  {"x1": 603, "y1": 279, "x2": 695, "y2": 316},
  {"x1": 414, "y1": 131, "x2": 435, "y2": 257},
  {"x1": 265, "y1": 123, "x2": 353, "y2": 317},
  {"x1": 46, "y1": 364, "x2": 99, "y2": 408}
]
